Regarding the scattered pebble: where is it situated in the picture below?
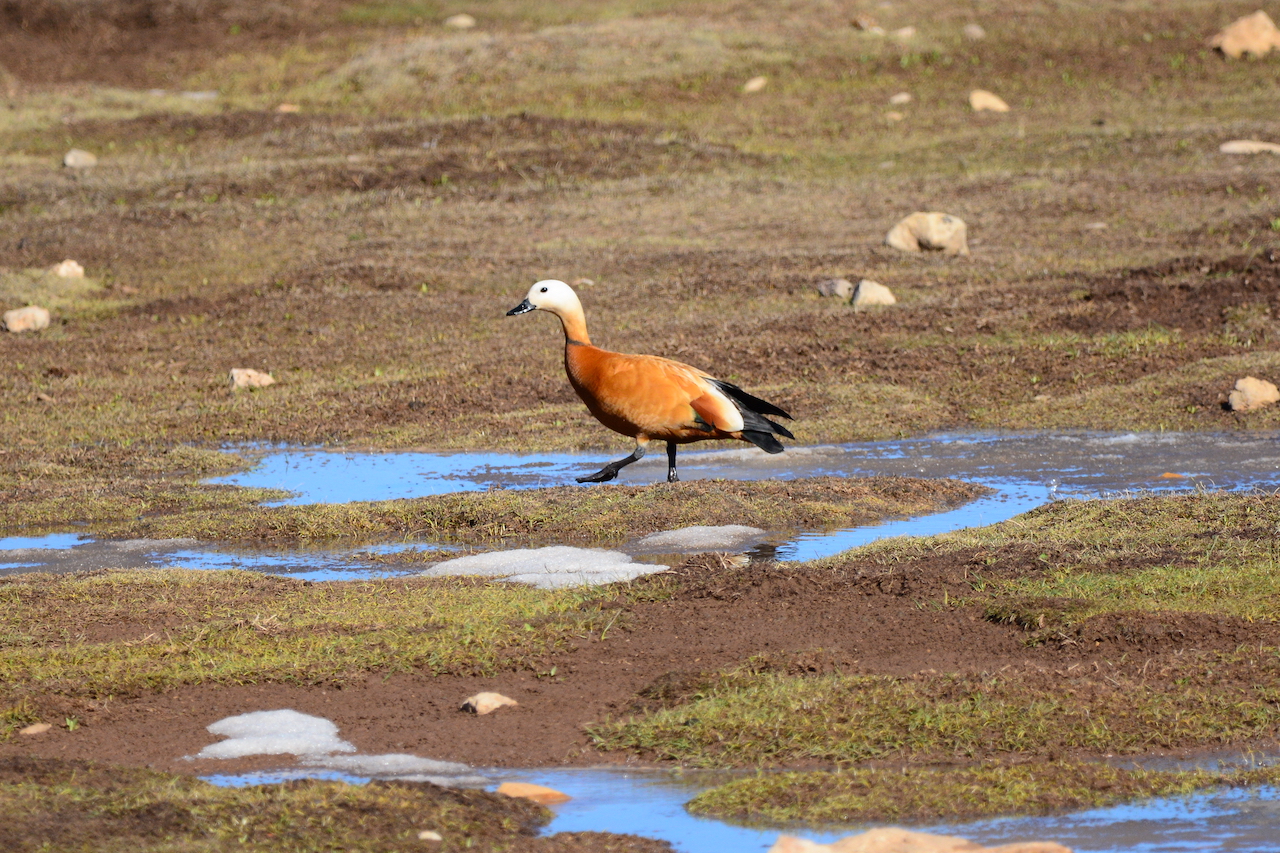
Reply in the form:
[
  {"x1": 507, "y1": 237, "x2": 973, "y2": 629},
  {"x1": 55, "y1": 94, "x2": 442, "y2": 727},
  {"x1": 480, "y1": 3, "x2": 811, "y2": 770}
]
[
  {"x1": 62, "y1": 149, "x2": 97, "y2": 169},
  {"x1": 496, "y1": 782, "x2": 572, "y2": 806},
  {"x1": 769, "y1": 828, "x2": 1071, "y2": 853},
  {"x1": 417, "y1": 830, "x2": 443, "y2": 842},
  {"x1": 19, "y1": 723, "x2": 53, "y2": 736},
  {"x1": 1228, "y1": 376, "x2": 1280, "y2": 412},
  {"x1": 891, "y1": 26, "x2": 917, "y2": 39},
  {"x1": 1083, "y1": 222, "x2": 1109, "y2": 230},
  {"x1": 963, "y1": 23, "x2": 987, "y2": 40},
  {"x1": 816, "y1": 278, "x2": 854, "y2": 299},
  {"x1": 276, "y1": 103, "x2": 300, "y2": 113},
  {"x1": 889, "y1": 92, "x2": 912, "y2": 105},
  {"x1": 851, "y1": 279, "x2": 897, "y2": 309},
  {"x1": 886, "y1": 111, "x2": 905, "y2": 122},
  {"x1": 969, "y1": 89, "x2": 1010, "y2": 112},
  {"x1": 1219, "y1": 140, "x2": 1280, "y2": 155},
  {"x1": 229, "y1": 368, "x2": 276, "y2": 390},
  {"x1": 443, "y1": 13, "x2": 476, "y2": 29},
  {"x1": 851, "y1": 16, "x2": 878, "y2": 31},
  {"x1": 3, "y1": 305, "x2": 51, "y2": 333},
  {"x1": 50, "y1": 259, "x2": 85, "y2": 278},
  {"x1": 1208, "y1": 10, "x2": 1280, "y2": 59},
  {"x1": 743, "y1": 76, "x2": 768, "y2": 94},
  {"x1": 460, "y1": 692, "x2": 519, "y2": 715},
  {"x1": 885, "y1": 212, "x2": 970, "y2": 256}
]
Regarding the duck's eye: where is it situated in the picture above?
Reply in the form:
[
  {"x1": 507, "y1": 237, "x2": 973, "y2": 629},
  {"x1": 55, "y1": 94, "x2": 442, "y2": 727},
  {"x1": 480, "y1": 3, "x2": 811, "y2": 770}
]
[{"x1": 539, "y1": 286, "x2": 548, "y2": 293}]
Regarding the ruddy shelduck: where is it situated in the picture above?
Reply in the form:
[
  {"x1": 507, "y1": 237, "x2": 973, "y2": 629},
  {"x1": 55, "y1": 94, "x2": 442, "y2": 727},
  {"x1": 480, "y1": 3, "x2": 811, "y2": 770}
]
[{"x1": 507, "y1": 279, "x2": 794, "y2": 483}]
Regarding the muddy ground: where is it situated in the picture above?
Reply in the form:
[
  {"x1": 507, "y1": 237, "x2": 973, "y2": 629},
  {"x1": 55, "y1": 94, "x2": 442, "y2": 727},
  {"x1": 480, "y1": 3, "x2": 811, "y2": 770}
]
[{"x1": 2, "y1": 0, "x2": 1280, "y2": 841}]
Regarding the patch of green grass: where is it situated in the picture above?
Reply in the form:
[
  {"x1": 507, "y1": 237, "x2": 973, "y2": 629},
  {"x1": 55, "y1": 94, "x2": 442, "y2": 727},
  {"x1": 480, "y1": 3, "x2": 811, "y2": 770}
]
[
  {"x1": 589, "y1": 647, "x2": 1280, "y2": 767},
  {"x1": 687, "y1": 761, "x2": 1280, "y2": 824},
  {"x1": 3, "y1": 476, "x2": 987, "y2": 549},
  {"x1": 0, "y1": 569, "x2": 613, "y2": 733},
  {"x1": 0, "y1": 754, "x2": 659, "y2": 853}
]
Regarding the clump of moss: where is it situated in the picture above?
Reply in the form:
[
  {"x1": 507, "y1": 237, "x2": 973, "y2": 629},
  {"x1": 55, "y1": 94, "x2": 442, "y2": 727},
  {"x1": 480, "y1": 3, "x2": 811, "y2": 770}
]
[
  {"x1": 0, "y1": 755, "x2": 671, "y2": 852},
  {"x1": 687, "y1": 761, "x2": 1280, "y2": 824}
]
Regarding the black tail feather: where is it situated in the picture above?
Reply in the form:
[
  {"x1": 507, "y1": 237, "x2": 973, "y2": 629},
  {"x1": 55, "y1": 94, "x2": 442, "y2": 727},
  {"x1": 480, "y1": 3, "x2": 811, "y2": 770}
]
[
  {"x1": 711, "y1": 380, "x2": 793, "y2": 421},
  {"x1": 711, "y1": 379, "x2": 794, "y2": 447}
]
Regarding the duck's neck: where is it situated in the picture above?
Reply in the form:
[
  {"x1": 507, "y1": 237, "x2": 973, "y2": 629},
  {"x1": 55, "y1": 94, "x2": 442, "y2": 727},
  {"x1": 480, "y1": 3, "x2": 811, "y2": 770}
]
[{"x1": 556, "y1": 306, "x2": 591, "y2": 347}]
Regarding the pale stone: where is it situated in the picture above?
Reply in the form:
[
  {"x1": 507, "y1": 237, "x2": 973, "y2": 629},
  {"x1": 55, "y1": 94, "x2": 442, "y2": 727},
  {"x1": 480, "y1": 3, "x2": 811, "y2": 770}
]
[
  {"x1": 444, "y1": 13, "x2": 476, "y2": 29},
  {"x1": 63, "y1": 148, "x2": 97, "y2": 168},
  {"x1": 1208, "y1": 10, "x2": 1280, "y2": 59},
  {"x1": 229, "y1": 368, "x2": 275, "y2": 390},
  {"x1": 743, "y1": 76, "x2": 768, "y2": 93},
  {"x1": 885, "y1": 212, "x2": 970, "y2": 256},
  {"x1": 3, "y1": 305, "x2": 51, "y2": 333},
  {"x1": 572, "y1": 277, "x2": 595, "y2": 287},
  {"x1": 417, "y1": 830, "x2": 443, "y2": 841},
  {"x1": 852, "y1": 16, "x2": 878, "y2": 31},
  {"x1": 886, "y1": 111, "x2": 905, "y2": 122},
  {"x1": 496, "y1": 782, "x2": 571, "y2": 805},
  {"x1": 1228, "y1": 376, "x2": 1280, "y2": 412},
  {"x1": 816, "y1": 278, "x2": 854, "y2": 299},
  {"x1": 19, "y1": 722, "x2": 53, "y2": 736},
  {"x1": 969, "y1": 89, "x2": 1010, "y2": 112},
  {"x1": 460, "y1": 691, "x2": 519, "y2": 715},
  {"x1": 1084, "y1": 222, "x2": 1108, "y2": 230},
  {"x1": 851, "y1": 279, "x2": 896, "y2": 308},
  {"x1": 892, "y1": 26, "x2": 917, "y2": 39},
  {"x1": 770, "y1": 827, "x2": 1072, "y2": 853},
  {"x1": 50, "y1": 259, "x2": 85, "y2": 278},
  {"x1": 1220, "y1": 139, "x2": 1280, "y2": 155},
  {"x1": 276, "y1": 103, "x2": 300, "y2": 113},
  {"x1": 889, "y1": 92, "x2": 912, "y2": 105},
  {"x1": 963, "y1": 23, "x2": 987, "y2": 40}
]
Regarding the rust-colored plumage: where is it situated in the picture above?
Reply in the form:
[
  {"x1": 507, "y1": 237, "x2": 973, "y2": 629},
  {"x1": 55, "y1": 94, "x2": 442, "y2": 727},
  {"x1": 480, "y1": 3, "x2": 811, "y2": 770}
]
[{"x1": 507, "y1": 279, "x2": 794, "y2": 483}]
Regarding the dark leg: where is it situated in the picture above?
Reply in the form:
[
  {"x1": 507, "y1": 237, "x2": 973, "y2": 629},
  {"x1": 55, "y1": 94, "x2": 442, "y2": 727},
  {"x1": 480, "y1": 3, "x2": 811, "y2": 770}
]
[
  {"x1": 666, "y1": 442, "x2": 679, "y2": 483},
  {"x1": 577, "y1": 444, "x2": 646, "y2": 484}
]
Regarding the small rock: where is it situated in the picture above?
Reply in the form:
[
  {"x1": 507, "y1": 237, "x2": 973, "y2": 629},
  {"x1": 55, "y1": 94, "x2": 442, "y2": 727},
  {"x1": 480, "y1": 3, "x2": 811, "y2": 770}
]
[
  {"x1": 229, "y1": 368, "x2": 275, "y2": 390},
  {"x1": 443, "y1": 13, "x2": 476, "y2": 29},
  {"x1": 963, "y1": 23, "x2": 987, "y2": 40},
  {"x1": 63, "y1": 149, "x2": 97, "y2": 169},
  {"x1": 769, "y1": 828, "x2": 1072, "y2": 853},
  {"x1": 889, "y1": 92, "x2": 912, "y2": 105},
  {"x1": 969, "y1": 89, "x2": 1010, "y2": 112},
  {"x1": 50, "y1": 259, "x2": 85, "y2": 278},
  {"x1": 1228, "y1": 376, "x2": 1280, "y2": 412},
  {"x1": 885, "y1": 212, "x2": 970, "y2": 256},
  {"x1": 1220, "y1": 140, "x2": 1280, "y2": 155},
  {"x1": 891, "y1": 26, "x2": 916, "y2": 39},
  {"x1": 35, "y1": 392, "x2": 54, "y2": 403},
  {"x1": 885, "y1": 111, "x2": 905, "y2": 122},
  {"x1": 496, "y1": 782, "x2": 571, "y2": 805},
  {"x1": 461, "y1": 691, "x2": 519, "y2": 715},
  {"x1": 572, "y1": 277, "x2": 596, "y2": 287},
  {"x1": 19, "y1": 723, "x2": 53, "y2": 736},
  {"x1": 417, "y1": 830, "x2": 443, "y2": 841},
  {"x1": 276, "y1": 103, "x2": 300, "y2": 113},
  {"x1": 851, "y1": 15, "x2": 878, "y2": 30},
  {"x1": 1208, "y1": 10, "x2": 1280, "y2": 59},
  {"x1": 743, "y1": 76, "x2": 768, "y2": 94},
  {"x1": 816, "y1": 278, "x2": 854, "y2": 299},
  {"x1": 3, "y1": 305, "x2": 51, "y2": 333},
  {"x1": 851, "y1": 279, "x2": 896, "y2": 308},
  {"x1": 1083, "y1": 222, "x2": 1109, "y2": 230}
]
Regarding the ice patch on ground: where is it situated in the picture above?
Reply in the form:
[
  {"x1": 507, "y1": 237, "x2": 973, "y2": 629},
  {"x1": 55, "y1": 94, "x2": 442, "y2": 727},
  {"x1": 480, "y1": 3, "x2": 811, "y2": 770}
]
[
  {"x1": 631, "y1": 524, "x2": 766, "y2": 552},
  {"x1": 302, "y1": 753, "x2": 491, "y2": 786},
  {"x1": 422, "y1": 545, "x2": 667, "y2": 588},
  {"x1": 193, "y1": 709, "x2": 491, "y2": 786},
  {"x1": 195, "y1": 709, "x2": 356, "y2": 759}
]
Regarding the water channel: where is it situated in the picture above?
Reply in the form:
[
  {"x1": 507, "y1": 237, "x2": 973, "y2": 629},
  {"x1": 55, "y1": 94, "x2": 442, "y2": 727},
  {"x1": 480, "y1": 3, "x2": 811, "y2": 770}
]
[{"x1": 6, "y1": 430, "x2": 1280, "y2": 850}]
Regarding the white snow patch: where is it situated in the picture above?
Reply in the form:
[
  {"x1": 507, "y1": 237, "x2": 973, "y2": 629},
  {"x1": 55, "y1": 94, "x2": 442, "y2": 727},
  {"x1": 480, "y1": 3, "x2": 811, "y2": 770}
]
[
  {"x1": 195, "y1": 709, "x2": 356, "y2": 759},
  {"x1": 303, "y1": 753, "x2": 491, "y2": 786},
  {"x1": 632, "y1": 525, "x2": 766, "y2": 552},
  {"x1": 423, "y1": 545, "x2": 667, "y2": 588}
]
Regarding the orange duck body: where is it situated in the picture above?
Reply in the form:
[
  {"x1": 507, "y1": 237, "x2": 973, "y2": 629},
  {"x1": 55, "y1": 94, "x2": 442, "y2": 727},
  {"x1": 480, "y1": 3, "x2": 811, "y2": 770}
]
[{"x1": 508, "y1": 280, "x2": 794, "y2": 483}]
